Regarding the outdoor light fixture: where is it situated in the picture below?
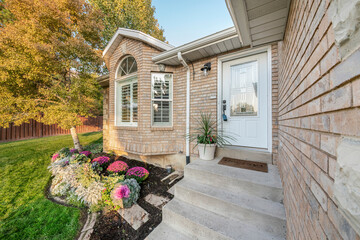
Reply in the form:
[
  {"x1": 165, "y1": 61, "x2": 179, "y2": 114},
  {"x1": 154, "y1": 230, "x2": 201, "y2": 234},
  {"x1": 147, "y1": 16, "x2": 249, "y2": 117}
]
[{"x1": 201, "y1": 62, "x2": 211, "y2": 76}]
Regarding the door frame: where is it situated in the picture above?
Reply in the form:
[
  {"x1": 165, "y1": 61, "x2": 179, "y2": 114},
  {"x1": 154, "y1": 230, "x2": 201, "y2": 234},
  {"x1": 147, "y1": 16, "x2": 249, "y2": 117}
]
[{"x1": 217, "y1": 45, "x2": 272, "y2": 152}]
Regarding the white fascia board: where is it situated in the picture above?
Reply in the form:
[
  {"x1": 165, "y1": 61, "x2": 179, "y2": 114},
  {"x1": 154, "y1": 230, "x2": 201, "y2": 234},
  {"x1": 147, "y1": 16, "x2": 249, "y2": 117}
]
[
  {"x1": 152, "y1": 27, "x2": 238, "y2": 63},
  {"x1": 102, "y1": 28, "x2": 174, "y2": 57},
  {"x1": 225, "y1": 0, "x2": 251, "y2": 46}
]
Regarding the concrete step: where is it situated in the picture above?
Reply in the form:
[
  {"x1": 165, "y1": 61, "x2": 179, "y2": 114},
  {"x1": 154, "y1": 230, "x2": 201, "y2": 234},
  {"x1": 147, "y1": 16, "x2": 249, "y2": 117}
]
[
  {"x1": 146, "y1": 223, "x2": 189, "y2": 240},
  {"x1": 175, "y1": 179, "x2": 286, "y2": 238},
  {"x1": 216, "y1": 147, "x2": 272, "y2": 164},
  {"x1": 185, "y1": 158, "x2": 284, "y2": 203},
  {"x1": 162, "y1": 199, "x2": 285, "y2": 240}
]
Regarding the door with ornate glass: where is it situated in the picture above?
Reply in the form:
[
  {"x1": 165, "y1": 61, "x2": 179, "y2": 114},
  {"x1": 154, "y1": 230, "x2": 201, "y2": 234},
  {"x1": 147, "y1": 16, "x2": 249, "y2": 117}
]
[{"x1": 222, "y1": 52, "x2": 268, "y2": 148}]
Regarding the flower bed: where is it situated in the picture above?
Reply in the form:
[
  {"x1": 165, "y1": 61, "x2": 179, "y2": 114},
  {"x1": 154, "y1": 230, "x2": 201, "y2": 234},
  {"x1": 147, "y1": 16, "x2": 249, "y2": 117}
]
[{"x1": 48, "y1": 146, "x2": 149, "y2": 212}]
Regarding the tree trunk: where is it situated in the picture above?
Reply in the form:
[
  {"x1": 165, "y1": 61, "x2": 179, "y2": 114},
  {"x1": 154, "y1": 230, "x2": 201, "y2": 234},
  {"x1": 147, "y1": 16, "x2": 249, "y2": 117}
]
[{"x1": 70, "y1": 127, "x2": 82, "y2": 151}]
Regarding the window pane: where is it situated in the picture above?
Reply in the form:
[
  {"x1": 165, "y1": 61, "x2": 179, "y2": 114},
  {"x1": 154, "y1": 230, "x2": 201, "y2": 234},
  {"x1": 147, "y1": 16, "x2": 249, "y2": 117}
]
[
  {"x1": 116, "y1": 82, "x2": 122, "y2": 126},
  {"x1": 230, "y1": 61, "x2": 258, "y2": 116},
  {"x1": 132, "y1": 82, "x2": 138, "y2": 122},
  {"x1": 152, "y1": 74, "x2": 170, "y2": 100},
  {"x1": 118, "y1": 56, "x2": 137, "y2": 77},
  {"x1": 121, "y1": 84, "x2": 131, "y2": 122},
  {"x1": 128, "y1": 58, "x2": 137, "y2": 74},
  {"x1": 120, "y1": 59, "x2": 128, "y2": 76},
  {"x1": 153, "y1": 101, "x2": 171, "y2": 124}
]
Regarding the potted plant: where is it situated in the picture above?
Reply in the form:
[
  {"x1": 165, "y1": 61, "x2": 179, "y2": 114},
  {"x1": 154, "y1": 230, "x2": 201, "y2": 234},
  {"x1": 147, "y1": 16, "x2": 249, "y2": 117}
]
[{"x1": 188, "y1": 112, "x2": 233, "y2": 160}]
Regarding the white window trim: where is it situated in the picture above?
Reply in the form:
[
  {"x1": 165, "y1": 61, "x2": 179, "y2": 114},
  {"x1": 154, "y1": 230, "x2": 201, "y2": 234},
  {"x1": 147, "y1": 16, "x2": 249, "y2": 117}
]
[
  {"x1": 115, "y1": 74, "x2": 138, "y2": 127},
  {"x1": 151, "y1": 73, "x2": 173, "y2": 127}
]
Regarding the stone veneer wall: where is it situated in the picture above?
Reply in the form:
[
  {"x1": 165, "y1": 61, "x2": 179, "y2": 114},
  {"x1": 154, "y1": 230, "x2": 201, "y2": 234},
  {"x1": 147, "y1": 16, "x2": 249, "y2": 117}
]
[
  {"x1": 103, "y1": 37, "x2": 279, "y2": 168},
  {"x1": 277, "y1": 0, "x2": 360, "y2": 239}
]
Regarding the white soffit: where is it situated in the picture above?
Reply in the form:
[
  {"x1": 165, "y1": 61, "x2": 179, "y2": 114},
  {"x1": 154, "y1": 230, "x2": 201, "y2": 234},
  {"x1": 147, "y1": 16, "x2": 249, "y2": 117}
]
[
  {"x1": 226, "y1": 0, "x2": 291, "y2": 46},
  {"x1": 102, "y1": 28, "x2": 174, "y2": 60},
  {"x1": 152, "y1": 27, "x2": 242, "y2": 66}
]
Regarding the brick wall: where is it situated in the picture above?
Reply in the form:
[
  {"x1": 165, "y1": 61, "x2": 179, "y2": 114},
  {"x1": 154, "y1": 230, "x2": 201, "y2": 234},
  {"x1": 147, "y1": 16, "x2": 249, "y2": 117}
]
[
  {"x1": 272, "y1": 44, "x2": 279, "y2": 163},
  {"x1": 277, "y1": 0, "x2": 360, "y2": 239}
]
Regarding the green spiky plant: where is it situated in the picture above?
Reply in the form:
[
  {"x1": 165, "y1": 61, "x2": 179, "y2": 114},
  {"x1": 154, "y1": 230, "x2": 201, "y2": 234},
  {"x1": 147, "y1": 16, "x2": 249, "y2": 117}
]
[{"x1": 188, "y1": 112, "x2": 235, "y2": 151}]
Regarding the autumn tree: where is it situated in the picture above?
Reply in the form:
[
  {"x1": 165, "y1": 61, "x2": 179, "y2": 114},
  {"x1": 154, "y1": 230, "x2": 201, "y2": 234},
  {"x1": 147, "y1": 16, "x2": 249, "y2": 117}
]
[
  {"x1": 90, "y1": 0, "x2": 165, "y2": 45},
  {"x1": 0, "y1": 0, "x2": 104, "y2": 150}
]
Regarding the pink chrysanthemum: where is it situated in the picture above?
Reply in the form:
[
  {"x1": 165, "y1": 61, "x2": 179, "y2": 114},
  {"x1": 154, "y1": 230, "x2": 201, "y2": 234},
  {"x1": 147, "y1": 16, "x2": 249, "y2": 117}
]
[
  {"x1": 107, "y1": 161, "x2": 129, "y2": 174},
  {"x1": 52, "y1": 153, "x2": 59, "y2": 162},
  {"x1": 126, "y1": 167, "x2": 149, "y2": 183},
  {"x1": 92, "y1": 156, "x2": 110, "y2": 165},
  {"x1": 113, "y1": 185, "x2": 130, "y2": 199},
  {"x1": 80, "y1": 151, "x2": 91, "y2": 157},
  {"x1": 70, "y1": 148, "x2": 78, "y2": 153}
]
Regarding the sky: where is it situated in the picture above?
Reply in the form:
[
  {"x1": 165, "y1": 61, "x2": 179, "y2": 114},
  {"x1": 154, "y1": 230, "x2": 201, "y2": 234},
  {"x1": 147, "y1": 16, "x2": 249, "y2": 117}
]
[{"x1": 152, "y1": 0, "x2": 234, "y2": 47}]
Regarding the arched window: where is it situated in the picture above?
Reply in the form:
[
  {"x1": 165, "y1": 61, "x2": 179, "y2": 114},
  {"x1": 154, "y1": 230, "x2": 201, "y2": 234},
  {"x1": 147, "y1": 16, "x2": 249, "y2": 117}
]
[
  {"x1": 115, "y1": 56, "x2": 138, "y2": 126},
  {"x1": 117, "y1": 55, "x2": 138, "y2": 77}
]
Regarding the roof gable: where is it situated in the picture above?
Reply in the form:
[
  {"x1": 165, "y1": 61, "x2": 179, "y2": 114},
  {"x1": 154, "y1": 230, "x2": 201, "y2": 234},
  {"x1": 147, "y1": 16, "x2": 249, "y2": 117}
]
[{"x1": 103, "y1": 28, "x2": 174, "y2": 62}]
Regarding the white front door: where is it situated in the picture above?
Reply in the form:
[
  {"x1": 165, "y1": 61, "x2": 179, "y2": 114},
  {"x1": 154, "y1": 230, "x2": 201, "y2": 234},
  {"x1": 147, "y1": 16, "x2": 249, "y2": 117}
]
[{"x1": 221, "y1": 52, "x2": 269, "y2": 149}]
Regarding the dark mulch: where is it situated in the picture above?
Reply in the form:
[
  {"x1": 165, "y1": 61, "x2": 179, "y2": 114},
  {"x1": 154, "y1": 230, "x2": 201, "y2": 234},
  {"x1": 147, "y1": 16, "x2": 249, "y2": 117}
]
[{"x1": 90, "y1": 156, "x2": 180, "y2": 240}]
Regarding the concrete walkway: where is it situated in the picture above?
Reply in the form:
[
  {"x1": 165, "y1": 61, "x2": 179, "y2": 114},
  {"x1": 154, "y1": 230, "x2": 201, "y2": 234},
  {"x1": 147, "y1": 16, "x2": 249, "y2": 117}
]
[{"x1": 147, "y1": 157, "x2": 286, "y2": 240}]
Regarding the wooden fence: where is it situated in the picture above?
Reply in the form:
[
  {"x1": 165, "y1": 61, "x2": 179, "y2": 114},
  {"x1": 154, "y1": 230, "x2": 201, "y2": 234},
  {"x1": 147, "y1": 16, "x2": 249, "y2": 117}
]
[{"x1": 0, "y1": 116, "x2": 103, "y2": 143}]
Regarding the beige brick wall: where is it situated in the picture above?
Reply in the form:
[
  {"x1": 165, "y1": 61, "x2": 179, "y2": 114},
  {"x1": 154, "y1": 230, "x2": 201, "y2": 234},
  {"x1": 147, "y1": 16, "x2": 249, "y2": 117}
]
[
  {"x1": 277, "y1": 0, "x2": 360, "y2": 239},
  {"x1": 103, "y1": 37, "x2": 279, "y2": 168}
]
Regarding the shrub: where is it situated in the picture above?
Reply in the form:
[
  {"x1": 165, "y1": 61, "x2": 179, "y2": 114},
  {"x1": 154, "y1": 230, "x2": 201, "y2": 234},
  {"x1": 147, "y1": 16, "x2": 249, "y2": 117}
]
[
  {"x1": 66, "y1": 190, "x2": 86, "y2": 208},
  {"x1": 58, "y1": 147, "x2": 71, "y2": 157},
  {"x1": 70, "y1": 153, "x2": 90, "y2": 164},
  {"x1": 92, "y1": 156, "x2": 110, "y2": 165},
  {"x1": 52, "y1": 153, "x2": 60, "y2": 162},
  {"x1": 126, "y1": 167, "x2": 149, "y2": 183},
  {"x1": 70, "y1": 148, "x2": 78, "y2": 154},
  {"x1": 75, "y1": 181, "x2": 104, "y2": 206},
  {"x1": 110, "y1": 179, "x2": 140, "y2": 208},
  {"x1": 83, "y1": 143, "x2": 103, "y2": 154},
  {"x1": 107, "y1": 161, "x2": 129, "y2": 175},
  {"x1": 76, "y1": 163, "x2": 100, "y2": 188},
  {"x1": 79, "y1": 151, "x2": 92, "y2": 157}
]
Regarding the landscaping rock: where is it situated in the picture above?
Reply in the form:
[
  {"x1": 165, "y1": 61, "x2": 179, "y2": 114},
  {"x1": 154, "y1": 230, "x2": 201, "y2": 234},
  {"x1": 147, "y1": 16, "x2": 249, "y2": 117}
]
[
  {"x1": 144, "y1": 194, "x2": 170, "y2": 209},
  {"x1": 118, "y1": 204, "x2": 149, "y2": 230},
  {"x1": 53, "y1": 196, "x2": 68, "y2": 205}
]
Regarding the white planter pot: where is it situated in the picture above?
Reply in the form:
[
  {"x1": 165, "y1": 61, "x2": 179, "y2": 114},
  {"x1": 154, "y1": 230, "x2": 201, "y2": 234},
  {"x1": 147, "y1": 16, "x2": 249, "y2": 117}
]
[{"x1": 198, "y1": 144, "x2": 217, "y2": 160}]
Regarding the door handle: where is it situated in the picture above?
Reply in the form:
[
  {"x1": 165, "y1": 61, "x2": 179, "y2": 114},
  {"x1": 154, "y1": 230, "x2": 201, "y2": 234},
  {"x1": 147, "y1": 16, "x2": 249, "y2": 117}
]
[{"x1": 222, "y1": 100, "x2": 227, "y2": 121}]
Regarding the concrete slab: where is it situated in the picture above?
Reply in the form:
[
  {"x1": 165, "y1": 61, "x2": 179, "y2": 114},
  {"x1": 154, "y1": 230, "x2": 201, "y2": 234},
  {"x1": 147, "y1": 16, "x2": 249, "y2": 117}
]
[
  {"x1": 118, "y1": 204, "x2": 149, "y2": 230},
  {"x1": 167, "y1": 185, "x2": 175, "y2": 195},
  {"x1": 144, "y1": 194, "x2": 170, "y2": 209}
]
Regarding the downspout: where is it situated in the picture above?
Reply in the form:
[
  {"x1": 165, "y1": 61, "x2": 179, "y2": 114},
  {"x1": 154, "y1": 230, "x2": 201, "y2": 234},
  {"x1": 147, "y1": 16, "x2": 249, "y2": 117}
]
[{"x1": 177, "y1": 52, "x2": 191, "y2": 165}]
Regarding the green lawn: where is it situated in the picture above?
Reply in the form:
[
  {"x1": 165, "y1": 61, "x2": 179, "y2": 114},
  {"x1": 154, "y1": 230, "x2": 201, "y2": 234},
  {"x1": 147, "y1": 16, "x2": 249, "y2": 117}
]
[{"x1": 0, "y1": 132, "x2": 103, "y2": 240}]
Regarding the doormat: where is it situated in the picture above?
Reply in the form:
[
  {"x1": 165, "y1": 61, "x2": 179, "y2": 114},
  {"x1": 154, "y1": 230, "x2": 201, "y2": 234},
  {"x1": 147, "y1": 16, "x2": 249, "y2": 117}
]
[{"x1": 218, "y1": 157, "x2": 268, "y2": 173}]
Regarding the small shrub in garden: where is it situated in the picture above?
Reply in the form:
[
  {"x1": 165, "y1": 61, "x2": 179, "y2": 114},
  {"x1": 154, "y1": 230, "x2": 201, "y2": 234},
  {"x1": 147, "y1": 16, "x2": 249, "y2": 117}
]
[
  {"x1": 91, "y1": 156, "x2": 110, "y2": 173},
  {"x1": 58, "y1": 147, "x2": 71, "y2": 157},
  {"x1": 126, "y1": 167, "x2": 149, "y2": 183},
  {"x1": 107, "y1": 161, "x2": 129, "y2": 175},
  {"x1": 80, "y1": 151, "x2": 92, "y2": 157},
  {"x1": 70, "y1": 153, "x2": 90, "y2": 164},
  {"x1": 83, "y1": 143, "x2": 103, "y2": 154},
  {"x1": 110, "y1": 179, "x2": 140, "y2": 208},
  {"x1": 70, "y1": 148, "x2": 78, "y2": 154},
  {"x1": 52, "y1": 153, "x2": 60, "y2": 162},
  {"x1": 92, "y1": 156, "x2": 110, "y2": 165},
  {"x1": 76, "y1": 163, "x2": 100, "y2": 187}
]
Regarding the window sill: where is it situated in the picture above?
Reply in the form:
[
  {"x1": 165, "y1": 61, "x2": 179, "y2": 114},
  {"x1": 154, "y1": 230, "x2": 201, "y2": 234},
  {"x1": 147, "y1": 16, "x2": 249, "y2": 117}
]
[
  {"x1": 114, "y1": 126, "x2": 138, "y2": 131},
  {"x1": 151, "y1": 126, "x2": 173, "y2": 131}
]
